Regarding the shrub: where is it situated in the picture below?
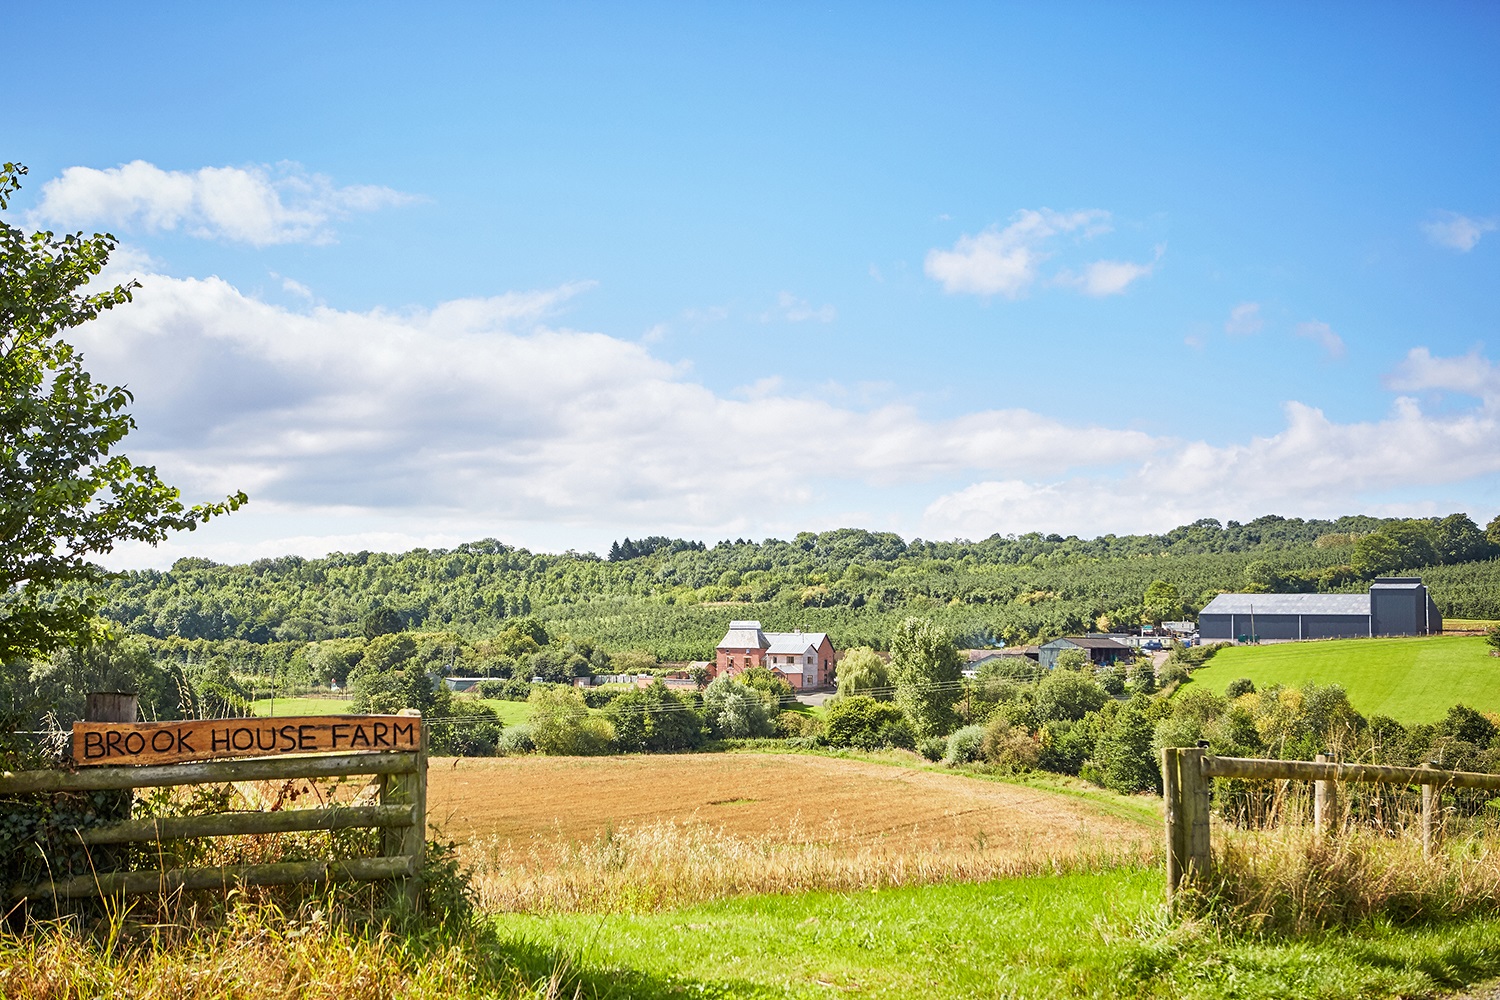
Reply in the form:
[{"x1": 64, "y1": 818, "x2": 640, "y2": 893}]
[
  {"x1": 1034, "y1": 671, "x2": 1107, "y2": 723},
  {"x1": 1225, "y1": 677, "x2": 1256, "y2": 699},
  {"x1": 528, "y1": 688, "x2": 618, "y2": 755},
  {"x1": 981, "y1": 718, "x2": 1040, "y2": 772},
  {"x1": 1095, "y1": 696, "x2": 1162, "y2": 793},
  {"x1": 476, "y1": 677, "x2": 530, "y2": 701},
  {"x1": 702, "y1": 676, "x2": 774, "y2": 738},
  {"x1": 1487, "y1": 625, "x2": 1500, "y2": 653},
  {"x1": 1099, "y1": 666, "x2": 1126, "y2": 696},
  {"x1": 825, "y1": 695, "x2": 911, "y2": 751},
  {"x1": 1039, "y1": 718, "x2": 1095, "y2": 775},
  {"x1": 942, "y1": 725, "x2": 987, "y2": 766},
  {"x1": 606, "y1": 681, "x2": 704, "y2": 752},
  {"x1": 775, "y1": 711, "x2": 825, "y2": 739},
  {"x1": 916, "y1": 736, "x2": 946, "y2": 761},
  {"x1": 496, "y1": 724, "x2": 534, "y2": 754},
  {"x1": 1158, "y1": 662, "x2": 1190, "y2": 689}
]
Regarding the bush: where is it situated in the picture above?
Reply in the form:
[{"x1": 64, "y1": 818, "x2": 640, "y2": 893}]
[
  {"x1": 981, "y1": 718, "x2": 1040, "y2": 772},
  {"x1": 1034, "y1": 671, "x2": 1107, "y2": 723},
  {"x1": 917, "y1": 736, "x2": 946, "y2": 761},
  {"x1": 606, "y1": 681, "x2": 704, "y2": 752},
  {"x1": 825, "y1": 696, "x2": 912, "y2": 751},
  {"x1": 702, "y1": 676, "x2": 775, "y2": 738},
  {"x1": 1099, "y1": 666, "x2": 1126, "y2": 696},
  {"x1": 943, "y1": 725, "x2": 987, "y2": 766},
  {"x1": 1487, "y1": 625, "x2": 1500, "y2": 653},
  {"x1": 496, "y1": 724, "x2": 534, "y2": 754},
  {"x1": 1158, "y1": 662, "x2": 1190, "y2": 689},
  {"x1": 477, "y1": 677, "x2": 531, "y2": 700},
  {"x1": 528, "y1": 688, "x2": 618, "y2": 755},
  {"x1": 1225, "y1": 677, "x2": 1256, "y2": 699},
  {"x1": 775, "y1": 711, "x2": 825, "y2": 739}
]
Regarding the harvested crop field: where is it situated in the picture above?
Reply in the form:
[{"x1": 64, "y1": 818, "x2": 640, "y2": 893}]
[{"x1": 428, "y1": 753, "x2": 1159, "y2": 911}]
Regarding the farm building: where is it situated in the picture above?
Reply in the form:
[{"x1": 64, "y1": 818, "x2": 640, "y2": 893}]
[
  {"x1": 713, "y1": 620, "x2": 836, "y2": 690},
  {"x1": 1037, "y1": 636, "x2": 1133, "y2": 670},
  {"x1": 1198, "y1": 577, "x2": 1442, "y2": 641}
]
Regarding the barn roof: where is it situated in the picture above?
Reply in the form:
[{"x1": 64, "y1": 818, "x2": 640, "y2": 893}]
[
  {"x1": 1041, "y1": 636, "x2": 1132, "y2": 651},
  {"x1": 1199, "y1": 593, "x2": 1370, "y2": 616}
]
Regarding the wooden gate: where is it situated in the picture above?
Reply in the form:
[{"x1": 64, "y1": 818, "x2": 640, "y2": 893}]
[
  {"x1": 1, "y1": 715, "x2": 426, "y2": 903},
  {"x1": 1162, "y1": 746, "x2": 1500, "y2": 904}
]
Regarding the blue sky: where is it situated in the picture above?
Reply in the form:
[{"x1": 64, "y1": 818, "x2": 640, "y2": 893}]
[{"x1": 8, "y1": 3, "x2": 1499, "y2": 566}]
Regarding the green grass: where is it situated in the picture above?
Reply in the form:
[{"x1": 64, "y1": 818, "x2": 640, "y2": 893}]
[
  {"x1": 250, "y1": 695, "x2": 354, "y2": 717},
  {"x1": 1189, "y1": 635, "x2": 1500, "y2": 723},
  {"x1": 493, "y1": 868, "x2": 1500, "y2": 999},
  {"x1": 468, "y1": 697, "x2": 534, "y2": 725}
]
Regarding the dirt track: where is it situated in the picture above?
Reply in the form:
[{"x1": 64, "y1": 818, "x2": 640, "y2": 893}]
[{"x1": 428, "y1": 753, "x2": 1155, "y2": 857}]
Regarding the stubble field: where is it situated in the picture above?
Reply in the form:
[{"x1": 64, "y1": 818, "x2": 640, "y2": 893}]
[{"x1": 427, "y1": 752, "x2": 1158, "y2": 911}]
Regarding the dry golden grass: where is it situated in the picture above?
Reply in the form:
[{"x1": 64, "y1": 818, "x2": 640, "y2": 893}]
[
  {"x1": 428, "y1": 753, "x2": 1159, "y2": 911},
  {"x1": 0, "y1": 907, "x2": 510, "y2": 1000}
]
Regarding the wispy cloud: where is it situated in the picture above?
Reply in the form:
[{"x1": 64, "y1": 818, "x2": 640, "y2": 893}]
[
  {"x1": 1294, "y1": 320, "x2": 1346, "y2": 359},
  {"x1": 1059, "y1": 245, "x2": 1163, "y2": 297},
  {"x1": 763, "y1": 291, "x2": 836, "y2": 323},
  {"x1": 924, "y1": 208, "x2": 1113, "y2": 298},
  {"x1": 1385, "y1": 347, "x2": 1499, "y2": 406},
  {"x1": 31, "y1": 161, "x2": 413, "y2": 246},
  {"x1": 1422, "y1": 211, "x2": 1496, "y2": 252},
  {"x1": 1224, "y1": 302, "x2": 1263, "y2": 336}
]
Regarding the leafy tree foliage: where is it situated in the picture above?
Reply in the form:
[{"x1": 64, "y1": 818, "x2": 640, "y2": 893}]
[
  {"x1": 1033, "y1": 670, "x2": 1108, "y2": 723},
  {"x1": 1142, "y1": 580, "x2": 1182, "y2": 625},
  {"x1": 528, "y1": 687, "x2": 616, "y2": 755},
  {"x1": 889, "y1": 616, "x2": 962, "y2": 740},
  {"x1": 835, "y1": 646, "x2": 890, "y2": 699},
  {"x1": 605, "y1": 680, "x2": 704, "y2": 752},
  {"x1": 0, "y1": 163, "x2": 244, "y2": 659},
  {"x1": 824, "y1": 695, "x2": 913, "y2": 750},
  {"x1": 701, "y1": 675, "x2": 773, "y2": 738}
]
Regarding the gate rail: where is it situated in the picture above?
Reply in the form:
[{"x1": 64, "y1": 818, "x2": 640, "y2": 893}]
[
  {"x1": 0, "y1": 749, "x2": 426, "y2": 902},
  {"x1": 1162, "y1": 747, "x2": 1500, "y2": 902}
]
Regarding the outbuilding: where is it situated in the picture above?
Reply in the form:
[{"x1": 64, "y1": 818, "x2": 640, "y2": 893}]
[
  {"x1": 1198, "y1": 577, "x2": 1442, "y2": 641},
  {"x1": 1037, "y1": 636, "x2": 1133, "y2": 670}
]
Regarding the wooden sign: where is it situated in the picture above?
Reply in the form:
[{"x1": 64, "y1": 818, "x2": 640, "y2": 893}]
[{"x1": 72, "y1": 715, "x2": 422, "y2": 767}]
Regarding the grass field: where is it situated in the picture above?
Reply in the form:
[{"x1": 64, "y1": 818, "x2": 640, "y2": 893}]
[
  {"x1": 429, "y1": 752, "x2": 1157, "y2": 911},
  {"x1": 249, "y1": 695, "x2": 353, "y2": 716},
  {"x1": 1189, "y1": 635, "x2": 1500, "y2": 723},
  {"x1": 466, "y1": 697, "x2": 534, "y2": 725},
  {"x1": 495, "y1": 868, "x2": 1500, "y2": 999}
]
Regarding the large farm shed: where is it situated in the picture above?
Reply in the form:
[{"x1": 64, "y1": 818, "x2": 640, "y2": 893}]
[{"x1": 1198, "y1": 577, "x2": 1442, "y2": 641}]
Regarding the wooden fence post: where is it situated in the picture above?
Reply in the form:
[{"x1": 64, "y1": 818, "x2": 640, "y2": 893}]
[
  {"x1": 1421, "y1": 761, "x2": 1440, "y2": 859},
  {"x1": 86, "y1": 692, "x2": 139, "y2": 885},
  {"x1": 1314, "y1": 752, "x2": 1338, "y2": 836},
  {"x1": 381, "y1": 711, "x2": 426, "y2": 907},
  {"x1": 1163, "y1": 745, "x2": 1211, "y2": 904}
]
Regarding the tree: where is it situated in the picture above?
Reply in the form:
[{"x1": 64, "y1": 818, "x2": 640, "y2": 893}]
[
  {"x1": 1142, "y1": 580, "x2": 1182, "y2": 626},
  {"x1": 0, "y1": 163, "x2": 244, "y2": 660},
  {"x1": 1033, "y1": 671, "x2": 1108, "y2": 723},
  {"x1": 888, "y1": 616, "x2": 962, "y2": 740},
  {"x1": 835, "y1": 646, "x2": 891, "y2": 699},
  {"x1": 606, "y1": 680, "x2": 704, "y2": 752},
  {"x1": 824, "y1": 695, "x2": 913, "y2": 750},
  {"x1": 1094, "y1": 696, "x2": 1161, "y2": 794},
  {"x1": 1352, "y1": 520, "x2": 1437, "y2": 577},
  {"x1": 1434, "y1": 513, "x2": 1491, "y2": 564},
  {"x1": 1488, "y1": 515, "x2": 1500, "y2": 552},
  {"x1": 701, "y1": 675, "x2": 774, "y2": 738}
]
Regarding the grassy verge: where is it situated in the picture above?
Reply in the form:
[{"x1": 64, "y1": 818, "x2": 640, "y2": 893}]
[
  {"x1": 1189, "y1": 635, "x2": 1500, "y2": 722},
  {"x1": 495, "y1": 867, "x2": 1500, "y2": 999}
]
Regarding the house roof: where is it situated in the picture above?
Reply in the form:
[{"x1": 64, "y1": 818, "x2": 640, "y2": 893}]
[
  {"x1": 1041, "y1": 636, "x2": 1132, "y2": 651},
  {"x1": 1370, "y1": 578, "x2": 1424, "y2": 591},
  {"x1": 766, "y1": 633, "x2": 827, "y2": 655},
  {"x1": 718, "y1": 621, "x2": 768, "y2": 649},
  {"x1": 1200, "y1": 593, "x2": 1370, "y2": 616}
]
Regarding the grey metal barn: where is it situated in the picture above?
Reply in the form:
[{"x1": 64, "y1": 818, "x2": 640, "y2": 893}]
[{"x1": 1198, "y1": 577, "x2": 1441, "y2": 641}]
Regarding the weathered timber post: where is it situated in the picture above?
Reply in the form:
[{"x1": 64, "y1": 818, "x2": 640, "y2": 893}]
[
  {"x1": 85, "y1": 692, "x2": 139, "y2": 893},
  {"x1": 1421, "y1": 761, "x2": 1440, "y2": 859},
  {"x1": 381, "y1": 710, "x2": 427, "y2": 907},
  {"x1": 1162, "y1": 745, "x2": 1211, "y2": 904},
  {"x1": 1313, "y1": 752, "x2": 1338, "y2": 836}
]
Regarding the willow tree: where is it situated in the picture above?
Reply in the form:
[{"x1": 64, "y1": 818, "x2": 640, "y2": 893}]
[{"x1": 0, "y1": 162, "x2": 245, "y2": 660}]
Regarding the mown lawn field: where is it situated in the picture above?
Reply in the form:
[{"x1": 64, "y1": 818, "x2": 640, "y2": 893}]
[
  {"x1": 249, "y1": 695, "x2": 354, "y2": 716},
  {"x1": 495, "y1": 868, "x2": 1500, "y2": 999},
  {"x1": 467, "y1": 697, "x2": 534, "y2": 724},
  {"x1": 1189, "y1": 635, "x2": 1500, "y2": 723}
]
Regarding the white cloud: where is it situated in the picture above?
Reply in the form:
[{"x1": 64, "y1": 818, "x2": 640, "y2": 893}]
[
  {"x1": 1385, "y1": 346, "x2": 1499, "y2": 405},
  {"x1": 73, "y1": 268, "x2": 1155, "y2": 541},
  {"x1": 71, "y1": 264, "x2": 1500, "y2": 566},
  {"x1": 1060, "y1": 248, "x2": 1161, "y2": 297},
  {"x1": 1294, "y1": 320, "x2": 1345, "y2": 359},
  {"x1": 1224, "y1": 302, "x2": 1263, "y2": 336},
  {"x1": 924, "y1": 209, "x2": 1111, "y2": 297},
  {"x1": 1423, "y1": 211, "x2": 1495, "y2": 252},
  {"x1": 31, "y1": 161, "x2": 412, "y2": 246},
  {"x1": 923, "y1": 379, "x2": 1500, "y2": 540},
  {"x1": 764, "y1": 291, "x2": 836, "y2": 323}
]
